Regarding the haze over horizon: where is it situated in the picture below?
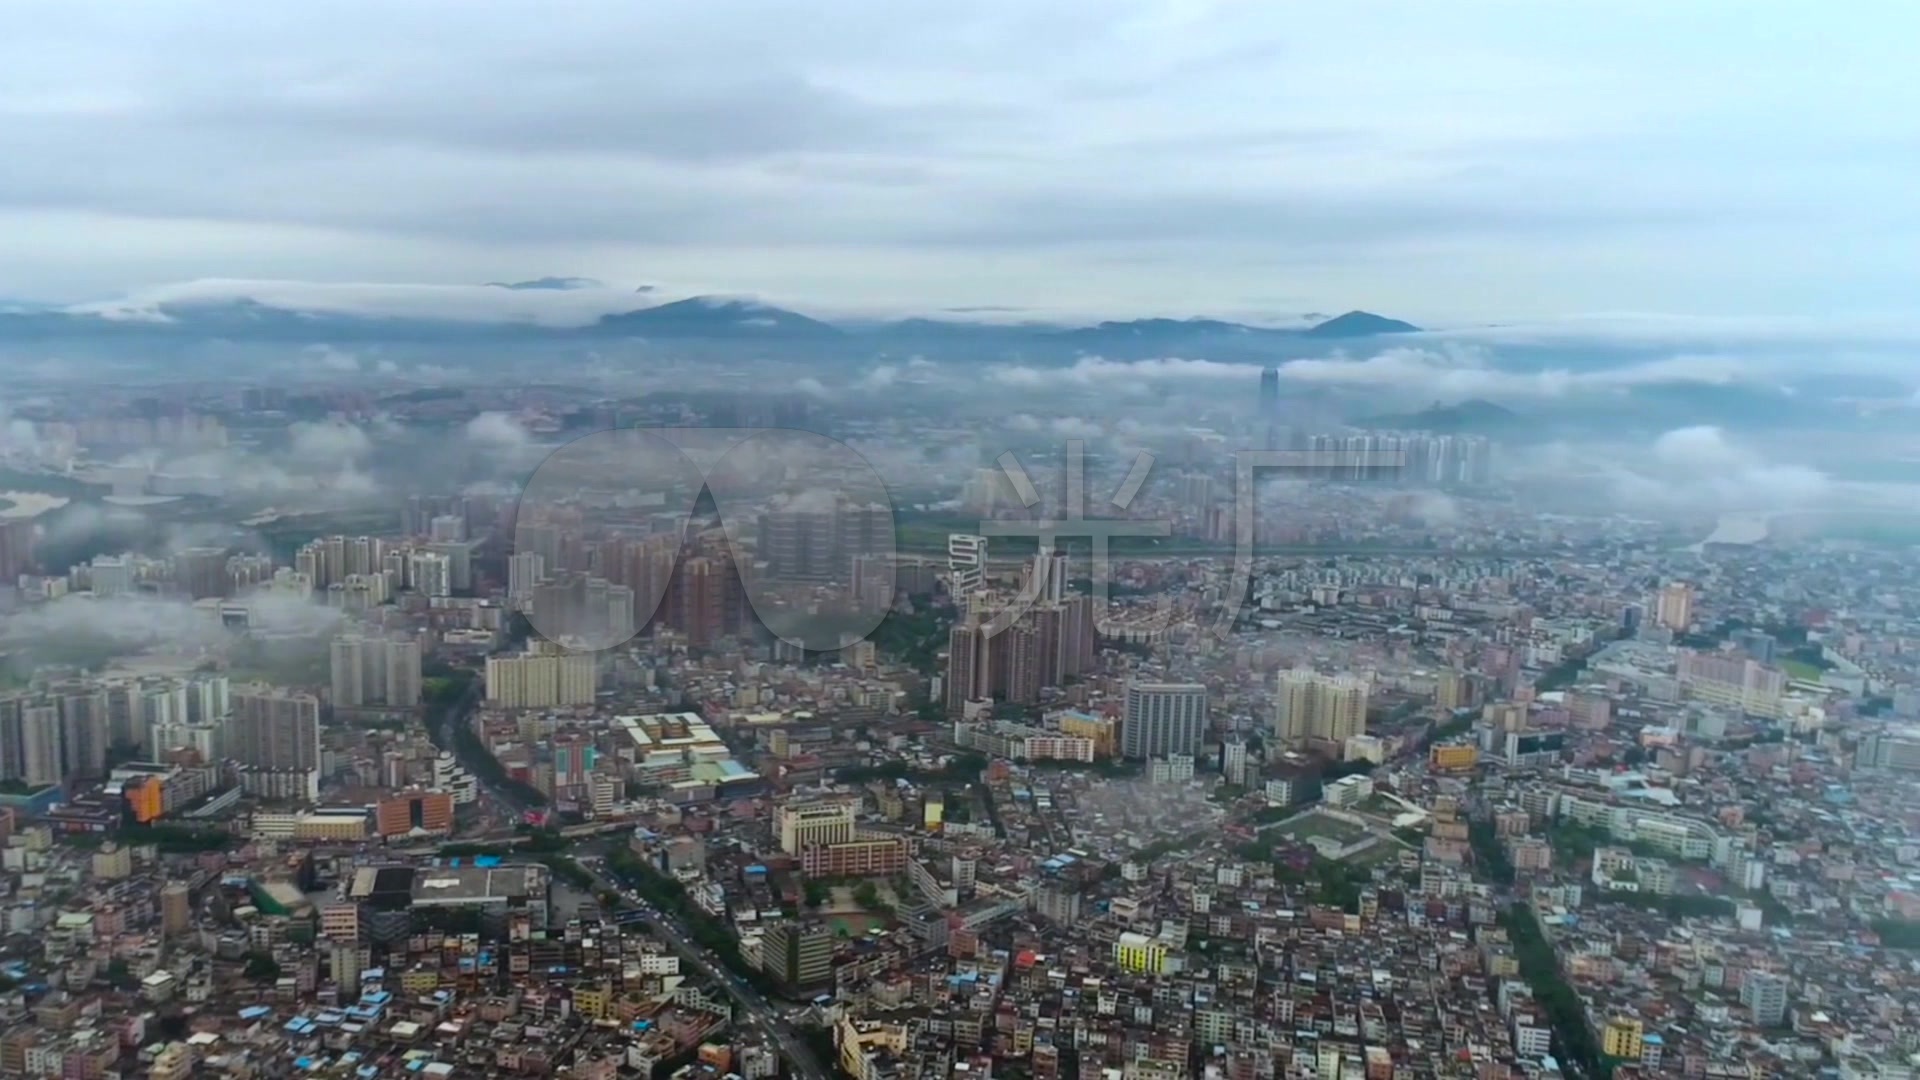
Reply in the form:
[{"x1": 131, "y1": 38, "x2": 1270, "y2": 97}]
[{"x1": 3, "y1": 1, "x2": 1918, "y2": 323}]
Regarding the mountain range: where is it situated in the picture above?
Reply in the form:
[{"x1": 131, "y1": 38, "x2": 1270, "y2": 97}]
[
  {"x1": 1357, "y1": 399, "x2": 1525, "y2": 434},
  {"x1": 0, "y1": 287, "x2": 1420, "y2": 354}
]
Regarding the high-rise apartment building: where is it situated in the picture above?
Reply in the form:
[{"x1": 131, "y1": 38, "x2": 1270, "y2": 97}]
[
  {"x1": 172, "y1": 546, "x2": 230, "y2": 599},
  {"x1": 407, "y1": 551, "x2": 452, "y2": 597},
  {"x1": 88, "y1": 555, "x2": 134, "y2": 598},
  {"x1": 484, "y1": 649, "x2": 598, "y2": 709},
  {"x1": 531, "y1": 572, "x2": 635, "y2": 646},
  {"x1": 331, "y1": 633, "x2": 423, "y2": 709},
  {"x1": 1655, "y1": 582, "x2": 1695, "y2": 632},
  {"x1": 19, "y1": 704, "x2": 63, "y2": 787},
  {"x1": 757, "y1": 501, "x2": 891, "y2": 583},
  {"x1": 160, "y1": 882, "x2": 193, "y2": 936},
  {"x1": 548, "y1": 732, "x2": 595, "y2": 797},
  {"x1": 228, "y1": 686, "x2": 321, "y2": 773},
  {"x1": 658, "y1": 549, "x2": 748, "y2": 648},
  {"x1": 761, "y1": 920, "x2": 834, "y2": 992},
  {"x1": 1272, "y1": 669, "x2": 1370, "y2": 746},
  {"x1": 58, "y1": 689, "x2": 110, "y2": 780},
  {"x1": 945, "y1": 620, "x2": 990, "y2": 714},
  {"x1": 0, "y1": 518, "x2": 35, "y2": 582},
  {"x1": 1677, "y1": 650, "x2": 1785, "y2": 717},
  {"x1": 508, "y1": 551, "x2": 546, "y2": 607},
  {"x1": 1121, "y1": 682, "x2": 1209, "y2": 760}
]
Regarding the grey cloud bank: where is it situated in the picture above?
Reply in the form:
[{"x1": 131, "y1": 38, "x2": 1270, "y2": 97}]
[{"x1": 0, "y1": 1, "x2": 1916, "y2": 321}]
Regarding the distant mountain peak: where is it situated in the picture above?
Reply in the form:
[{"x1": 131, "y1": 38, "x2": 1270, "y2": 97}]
[
  {"x1": 1357, "y1": 398, "x2": 1521, "y2": 433},
  {"x1": 1304, "y1": 310, "x2": 1421, "y2": 338},
  {"x1": 485, "y1": 277, "x2": 604, "y2": 291},
  {"x1": 593, "y1": 295, "x2": 843, "y2": 338}
]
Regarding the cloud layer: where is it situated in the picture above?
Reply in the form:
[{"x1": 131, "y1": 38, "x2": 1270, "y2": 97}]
[
  {"x1": 1, "y1": 2, "x2": 1917, "y2": 320},
  {"x1": 985, "y1": 347, "x2": 1758, "y2": 402}
]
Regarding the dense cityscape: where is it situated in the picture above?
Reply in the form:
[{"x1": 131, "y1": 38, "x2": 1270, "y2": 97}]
[
  {"x1": 3, "y1": 4, "x2": 1919, "y2": 1079},
  {"x1": 0, "y1": 363, "x2": 1913, "y2": 1080}
]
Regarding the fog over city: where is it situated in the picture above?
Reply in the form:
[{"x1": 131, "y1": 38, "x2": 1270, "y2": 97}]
[{"x1": 0, "y1": 4, "x2": 1917, "y2": 1077}]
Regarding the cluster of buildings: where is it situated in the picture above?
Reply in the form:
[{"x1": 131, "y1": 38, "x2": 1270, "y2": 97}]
[{"x1": 6, "y1": 381, "x2": 1920, "y2": 1079}]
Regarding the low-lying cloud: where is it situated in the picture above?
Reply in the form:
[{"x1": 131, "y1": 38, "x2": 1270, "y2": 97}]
[
  {"x1": 0, "y1": 589, "x2": 344, "y2": 659},
  {"x1": 465, "y1": 411, "x2": 533, "y2": 450},
  {"x1": 68, "y1": 278, "x2": 718, "y2": 329},
  {"x1": 985, "y1": 347, "x2": 1754, "y2": 403},
  {"x1": 288, "y1": 419, "x2": 375, "y2": 461},
  {"x1": 1518, "y1": 426, "x2": 1834, "y2": 515}
]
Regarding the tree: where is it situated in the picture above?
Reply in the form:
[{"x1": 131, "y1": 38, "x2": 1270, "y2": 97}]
[
  {"x1": 803, "y1": 879, "x2": 832, "y2": 908},
  {"x1": 851, "y1": 881, "x2": 892, "y2": 916},
  {"x1": 1872, "y1": 918, "x2": 1920, "y2": 949},
  {"x1": 244, "y1": 953, "x2": 282, "y2": 981}
]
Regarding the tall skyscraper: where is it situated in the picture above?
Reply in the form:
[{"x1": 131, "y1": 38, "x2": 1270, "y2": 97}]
[
  {"x1": 948, "y1": 534, "x2": 988, "y2": 603},
  {"x1": 1121, "y1": 682, "x2": 1208, "y2": 760},
  {"x1": 945, "y1": 620, "x2": 990, "y2": 713},
  {"x1": 1259, "y1": 366, "x2": 1280, "y2": 413},
  {"x1": 0, "y1": 518, "x2": 35, "y2": 583},
  {"x1": 998, "y1": 623, "x2": 1042, "y2": 706}
]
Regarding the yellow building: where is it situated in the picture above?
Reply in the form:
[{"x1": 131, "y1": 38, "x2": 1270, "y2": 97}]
[
  {"x1": 1429, "y1": 744, "x2": 1479, "y2": 771},
  {"x1": 1114, "y1": 931, "x2": 1169, "y2": 974},
  {"x1": 1602, "y1": 1017, "x2": 1644, "y2": 1060},
  {"x1": 399, "y1": 967, "x2": 441, "y2": 994},
  {"x1": 571, "y1": 985, "x2": 610, "y2": 1021},
  {"x1": 838, "y1": 1017, "x2": 912, "y2": 1080},
  {"x1": 1055, "y1": 711, "x2": 1118, "y2": 759},
  {"x1": 125, "y1": 776, "x2": 165, "y2": 824},
  {"x1": 777, "y1": 799, "x2": 856, "y2": 855},
  {"x1": 292, "y1": 809, "x2": 371, "y2": 842}
]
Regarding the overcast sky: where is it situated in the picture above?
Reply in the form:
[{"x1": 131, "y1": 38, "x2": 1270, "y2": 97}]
[{"x1": 2, "y1": 0, "x2": 1916, "y2": 322}]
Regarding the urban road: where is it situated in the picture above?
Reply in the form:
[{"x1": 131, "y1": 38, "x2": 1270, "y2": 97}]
[{"x1": 432, "y1": 686, "x2": 831, "y2": 1080}]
